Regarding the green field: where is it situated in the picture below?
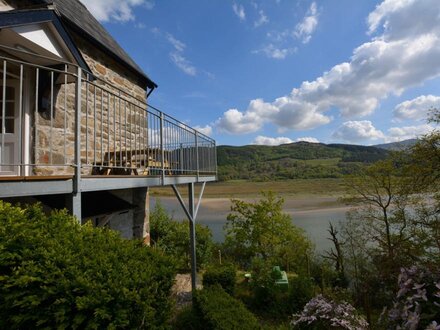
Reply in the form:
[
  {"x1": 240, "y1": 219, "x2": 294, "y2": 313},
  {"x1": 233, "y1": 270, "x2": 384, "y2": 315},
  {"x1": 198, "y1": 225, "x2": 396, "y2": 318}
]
[{"x1": 150, "y1": 178, "x2": 347, "y2": 198}]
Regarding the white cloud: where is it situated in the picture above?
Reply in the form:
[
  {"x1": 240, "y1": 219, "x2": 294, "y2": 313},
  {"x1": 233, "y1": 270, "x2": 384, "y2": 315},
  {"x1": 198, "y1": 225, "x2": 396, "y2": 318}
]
[
  {"x1": 232, "y1": 3, "x2": 246, "y2": 21},
  {"x1": 166, "y1": 33, "x2": 186, "y2": 52},
  {"x1": 295, "y1": 137, "x2": 319, "y2": 143},
  {"x1": 169, "y1": 52, "x2": 196, "y2": 76},
  {"x1": 294, "y1": 2, "x2": 319, "y2": 44},
  {"x1": 385, "y1": 124, "x2": 435, "y2": 142},
  {"x1": 332, "y1": 120, "x2": 436, "y2": 144},
  {"x1": 217, "y1": 0, "x2": 440, "y2": 135},
  {"x1": 194, "y1": 125, "x2": 213, "y2": 136},
  {"x1": 79, "y1": 0, "x2": 153, "y2": 22},
  {"x1": 253, "y1": 44, "x2": 297, "y2": 60},
  {"x1": 152, "y1": 30, "x2": 197, "y2": 76},
  {"x1": 253, "y1": 136, "x2": 293, "y2": 146},
  {"x1": 332, "y1": 121, "x2": 385, "y2": 143},
  {"x1": 393, "y1": 95, "x2": 440, "y2": 121},
  {"x1": 252, "y1": 135, "x2": 319, "y2": 146},
  {"x1": 254, "y1": 10, "x2": 269, "y2": 27},
  {"x1": 216, "y1": 106, "x2": 264, "y2": 134}
]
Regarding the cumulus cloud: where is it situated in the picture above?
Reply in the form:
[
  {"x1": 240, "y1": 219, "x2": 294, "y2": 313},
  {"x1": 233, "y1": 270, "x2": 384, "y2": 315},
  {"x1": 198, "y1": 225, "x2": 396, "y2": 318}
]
[
  {"x1": 294, "y1": 2, "x2": 319, "y2": 43},
  {"x1": 332, "y1": 121, "x2": 385, "y2": 143},
  {"x1": 232, "y1": 3, "x2": 246, "y2": 21},
  {"x1": 194, "y1": 125, "x2": 213, "y2": 136},
  {"x1": 385, "y1": 124, "x2": 435, "y2": 142},
  {"x1": 332, "y1": 120, "x2": 436, "y2": 143},
  {"x1": 253, "y1": 136, "x2": 293, "y2": 146},
  {"x1": 253, "y1": 44, "x2": 297, "y2": 60},
  {"x1": 79, "y1": 0, "x2": 153, "y2": 22},
  {"x1": 254, "y1": 10, "x2": 269, "y2": 27},
  {"x1": 216, "y1": 0, "x2": 440, "y2": 135},
  {"x1": 393, "y1": 95, "x2": 440, "y2": 121}
]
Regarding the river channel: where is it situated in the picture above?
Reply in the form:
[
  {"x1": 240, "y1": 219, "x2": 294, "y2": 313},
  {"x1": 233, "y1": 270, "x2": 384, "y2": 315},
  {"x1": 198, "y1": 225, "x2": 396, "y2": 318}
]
[{"x1": 151, "y1": 196, "x2": 351, "y2": 252}]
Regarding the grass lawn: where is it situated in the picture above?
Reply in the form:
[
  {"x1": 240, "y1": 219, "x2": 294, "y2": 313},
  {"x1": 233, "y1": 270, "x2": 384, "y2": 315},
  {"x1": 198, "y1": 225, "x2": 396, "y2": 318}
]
[{"x1": 151, "y1": 178, "x2": 347, "y2": 198}]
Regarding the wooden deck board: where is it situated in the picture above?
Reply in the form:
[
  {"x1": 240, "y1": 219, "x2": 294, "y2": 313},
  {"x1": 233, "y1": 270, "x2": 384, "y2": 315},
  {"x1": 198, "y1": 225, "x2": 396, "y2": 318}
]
[{"x1": 0, "y1": 175, "x2": 73, "y2": 182}]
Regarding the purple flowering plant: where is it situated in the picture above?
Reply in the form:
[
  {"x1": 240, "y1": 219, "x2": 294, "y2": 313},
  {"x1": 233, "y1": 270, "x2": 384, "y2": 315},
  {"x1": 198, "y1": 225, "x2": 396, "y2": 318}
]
[
  {"x1": 291, "y1": 294, "x2": 369, "y2": 330},
  {"x1": 383, "y1": 266, "x2": 440, "y2": 330}
]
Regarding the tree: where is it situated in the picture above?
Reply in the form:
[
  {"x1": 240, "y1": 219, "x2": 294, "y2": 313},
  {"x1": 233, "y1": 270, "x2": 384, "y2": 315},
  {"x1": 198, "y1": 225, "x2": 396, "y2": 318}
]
[
  {"x1": 150, "y1": 201, "x2": 214, "y2": 271},
  {"x1": 223, "y1": 192, "x2": 313, "y2": 274},
  {"x1": 340, "y1": 109, "x2": 440, "y2": 323}
]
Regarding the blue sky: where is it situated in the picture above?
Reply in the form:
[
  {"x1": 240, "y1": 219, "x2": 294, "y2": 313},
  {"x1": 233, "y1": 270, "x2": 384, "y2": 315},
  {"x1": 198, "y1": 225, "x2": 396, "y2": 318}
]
[{"x1": 80, "y1": 0, "x2": 440, "y2": 146}]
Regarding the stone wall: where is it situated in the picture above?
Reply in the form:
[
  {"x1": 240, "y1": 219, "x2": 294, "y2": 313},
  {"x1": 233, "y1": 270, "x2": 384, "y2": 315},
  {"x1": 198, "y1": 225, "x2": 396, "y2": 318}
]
[{"x1": 33, "y1": 28, "x2": 149, "y2": 176}]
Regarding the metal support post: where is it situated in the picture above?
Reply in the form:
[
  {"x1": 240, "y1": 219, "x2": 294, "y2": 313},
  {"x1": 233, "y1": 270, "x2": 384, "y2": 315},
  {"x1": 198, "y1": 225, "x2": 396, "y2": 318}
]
[
  {"x1": 171, "y1": 181, "x2": 206, "y2": 295},
  {"x1": 72, "y1": 67, "x2": 82, "y2": 222},
  {"x1": 188, "y1": 182, "x2": 197, "y2": 292}
]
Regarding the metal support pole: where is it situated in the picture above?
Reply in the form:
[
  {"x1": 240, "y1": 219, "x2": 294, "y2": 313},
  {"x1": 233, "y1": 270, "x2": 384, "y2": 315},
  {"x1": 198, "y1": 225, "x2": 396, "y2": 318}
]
[
  {"x1": 72, "y1": 67, "x2": 82, "y2": 222},
  {"x1": 171, "y1": 182, "x2": 206, "y2": 295},
  {"x1": 188, "y1": 182, "x2": 197, "y2": 293}
]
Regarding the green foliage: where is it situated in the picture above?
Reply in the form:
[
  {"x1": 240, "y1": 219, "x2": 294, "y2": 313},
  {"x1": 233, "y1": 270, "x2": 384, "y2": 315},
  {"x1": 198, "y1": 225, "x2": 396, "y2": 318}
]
[
  {"x1": 151, "y1": 201, "x2": 214, "y2": 271},
  {"x1": 245, "y1": 259, "x2": 314, "y2": 320},
  {"x1": 287, "y1": 276, "x2": 315, "y2": 313},
  {"x1": 202, "y1": 264, "x2": 236, "y2": 295},
  {"x1": 0, "y1": 201, "x2": 175, "y2": 329},
  {"x1": 223, "y1": 192, "x2": 313, "y2": 274},
  {"x1": 217, "y1": 142, "x2": 388, "y2": 181},
  {"x1": 173, "y1": 305, "x2": 202, "y2": 330},
  {"x1": 194, "y1": 285, "x2": 260, "y2": 330}
]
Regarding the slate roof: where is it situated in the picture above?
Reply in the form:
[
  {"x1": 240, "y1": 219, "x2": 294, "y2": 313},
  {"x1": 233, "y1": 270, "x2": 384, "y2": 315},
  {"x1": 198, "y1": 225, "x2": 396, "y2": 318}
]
[{"x1": 28, "y1": 0, "x2": 157, "y2": 89}]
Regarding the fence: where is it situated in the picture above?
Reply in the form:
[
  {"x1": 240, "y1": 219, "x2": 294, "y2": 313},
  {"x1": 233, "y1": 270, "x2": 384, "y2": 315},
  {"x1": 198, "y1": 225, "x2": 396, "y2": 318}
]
[{"x1": 0, "y1": 47, "x2": 217, "y2": 178}]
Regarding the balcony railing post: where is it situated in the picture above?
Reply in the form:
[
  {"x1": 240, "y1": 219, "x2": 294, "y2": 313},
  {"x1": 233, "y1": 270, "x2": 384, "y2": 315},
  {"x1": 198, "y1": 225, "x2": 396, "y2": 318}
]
[
  {"x1": 195, "y1": 130, "x2": 199, "y2": 181},
  {"x1": 160, "y1": 112, "x2": 165, "y2": 184},
  {"x1": 72, "y1": 66, "x2": 82, "y2": 222}
]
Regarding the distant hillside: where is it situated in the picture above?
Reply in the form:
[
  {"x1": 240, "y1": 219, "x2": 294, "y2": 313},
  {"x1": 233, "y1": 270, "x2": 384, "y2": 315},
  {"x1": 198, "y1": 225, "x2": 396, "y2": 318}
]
[
  {"x1": 374, "y1": 139, "x2": 417, "y2": 151},
  {"x1": 217, "y1": 142, "x2": 389, "y2": 181}
]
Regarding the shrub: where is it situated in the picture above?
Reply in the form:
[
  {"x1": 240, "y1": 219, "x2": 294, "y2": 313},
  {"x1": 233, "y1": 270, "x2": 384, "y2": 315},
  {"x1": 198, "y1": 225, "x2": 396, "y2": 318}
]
[
  {"x1": 291, "y1": 295, "x2": 369, "y2": 330},
  {"x1": 151, "y1": 201, "x2": 214, "y2": 271},
  {"x1": 173, "y1": 305, "x2": 202, "y2": 330},
  {"x1": 287, "y1": 275, "x2": 315, "y2": 313},
  {"x1": 194, "y1": 285, "x2": 260, "y2": 330},
  {"x1": 203, "y1": 264, "x2": 236, "y2": 295},
  {"x1": 382, "y1": 266, "x2": 440, "y2": 330},
  {"x1": 0, "y1": 201, "x2": 176, "y2": 329}
]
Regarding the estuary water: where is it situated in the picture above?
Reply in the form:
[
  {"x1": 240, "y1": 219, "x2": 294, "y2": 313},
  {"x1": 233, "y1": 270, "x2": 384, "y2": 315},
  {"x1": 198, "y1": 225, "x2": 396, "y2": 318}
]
[{"x1": 152, "y1": 196, "x2": 351, "y2": 252}]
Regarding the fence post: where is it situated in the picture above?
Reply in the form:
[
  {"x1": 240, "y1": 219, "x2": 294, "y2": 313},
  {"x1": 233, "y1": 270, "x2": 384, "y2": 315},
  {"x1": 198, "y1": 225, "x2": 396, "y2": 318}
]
[
  {"x1": 72, "y1": 66, "x2": 82, "y2": 222},
  {"x1": 160, "y1": 112, "x2": 165, "y2": 184},
  {"x1": 195, "y1": 130, "x2": 199, "y2": 181}
]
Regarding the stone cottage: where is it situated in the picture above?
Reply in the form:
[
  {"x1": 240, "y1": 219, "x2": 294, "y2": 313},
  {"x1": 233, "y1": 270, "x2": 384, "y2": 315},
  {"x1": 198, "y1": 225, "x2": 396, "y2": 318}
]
[{"x1": 0, "y1": 0, "x2": 216, "y2": 252}]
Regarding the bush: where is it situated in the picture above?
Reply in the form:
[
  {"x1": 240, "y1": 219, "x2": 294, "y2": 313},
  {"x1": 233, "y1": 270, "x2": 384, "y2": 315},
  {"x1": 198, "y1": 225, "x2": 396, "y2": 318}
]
[
  {"x1": 291, "y1": 295, "x2": 368, "y2": 329},
  {"x1": 194, "y1": 285, "x2": 260, "y2": 330},
  {"x1": 287, "y1": 275, "x2": 315, "y2": 313},
  {"x1": 382, "y1": 266, "x2": 440, "y2": 329},
  {"x1": 203, "y1": 264, "x2": 236, "y2": 295},
  {"x1": 0, "y1": 201, "x2": 176, "y2": 329},
  {"x1": 151, "y1": 201, "x2": 214, "y2": 271},
  {"x1": 249, "y1": 260, "x2": 314, "y2": 319},
  {"x1": 173, "y1": 305, "x2": 202, "y2": 330}
]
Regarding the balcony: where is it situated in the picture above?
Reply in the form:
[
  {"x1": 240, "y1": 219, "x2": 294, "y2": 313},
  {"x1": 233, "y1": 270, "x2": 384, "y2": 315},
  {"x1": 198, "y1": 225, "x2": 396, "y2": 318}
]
[{"x1": 0, "y1": 47, "x2": 217, "y2": 198}]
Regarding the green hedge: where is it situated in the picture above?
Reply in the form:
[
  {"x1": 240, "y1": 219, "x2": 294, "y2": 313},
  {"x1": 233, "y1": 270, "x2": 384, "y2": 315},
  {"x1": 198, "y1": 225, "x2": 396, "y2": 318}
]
[
  {"x1": 202, "y1": 264, "x2": 236, "y2": 295},
  {"x1": 194, "y1": 285, "x2": 260, "y2": 330},
  {"x1": 0, "y1": 201, "x2": 176, "y2": 329}
]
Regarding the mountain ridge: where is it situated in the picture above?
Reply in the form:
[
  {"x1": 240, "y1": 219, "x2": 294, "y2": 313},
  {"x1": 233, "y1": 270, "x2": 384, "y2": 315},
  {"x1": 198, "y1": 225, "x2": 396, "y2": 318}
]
[{"x1": 217, "y1": 141, "x2": 393, "y2": 181}]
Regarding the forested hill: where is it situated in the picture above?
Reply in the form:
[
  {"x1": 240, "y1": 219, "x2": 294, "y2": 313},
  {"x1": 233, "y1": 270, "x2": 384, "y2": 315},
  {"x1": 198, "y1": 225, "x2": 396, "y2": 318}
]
[{"x1": 217, "y1": 142, "x2": 389, "y2": 181}]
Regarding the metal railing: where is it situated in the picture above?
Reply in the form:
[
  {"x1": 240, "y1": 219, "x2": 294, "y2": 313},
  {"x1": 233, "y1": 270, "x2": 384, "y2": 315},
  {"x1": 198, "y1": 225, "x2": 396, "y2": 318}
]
[{"x1": 0, "y1": 47, "x2": 217, "y2": 179}]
